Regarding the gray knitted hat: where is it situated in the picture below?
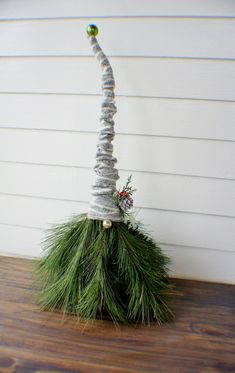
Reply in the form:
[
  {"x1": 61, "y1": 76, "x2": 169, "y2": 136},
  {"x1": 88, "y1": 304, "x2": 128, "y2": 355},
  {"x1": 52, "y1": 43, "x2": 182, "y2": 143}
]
[{"x1": 87, "y1": 25, "x2": 122, "y2": 223}]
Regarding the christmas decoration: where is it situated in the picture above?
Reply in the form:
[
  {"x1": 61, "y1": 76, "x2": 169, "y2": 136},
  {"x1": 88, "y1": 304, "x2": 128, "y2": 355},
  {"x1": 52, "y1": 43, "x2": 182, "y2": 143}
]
[
  {"x1": 37, "y1": 25, "x2": 174, "y2": 325},
  {"x1": 102, "y1": 219, "x2": 112, "y2": 229},
  {"x1": 113, "y1": 175, "x2": 135, "y2": 215}
]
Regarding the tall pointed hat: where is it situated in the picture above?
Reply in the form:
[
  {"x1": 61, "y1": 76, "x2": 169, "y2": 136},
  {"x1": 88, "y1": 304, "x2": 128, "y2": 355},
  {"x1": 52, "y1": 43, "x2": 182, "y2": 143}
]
[
  {"x1": 87, "y1": 24, "x2": 122, "y2": 223},
  {"x1": 37, "y1": 25, "x2": 174, "y2": 325}
]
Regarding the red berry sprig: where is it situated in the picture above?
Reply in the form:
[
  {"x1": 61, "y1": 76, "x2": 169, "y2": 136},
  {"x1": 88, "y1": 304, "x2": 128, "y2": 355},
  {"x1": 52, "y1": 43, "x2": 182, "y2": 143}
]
[{"x1": 113, "y1": 176, "x2": 136, "y2": 215}]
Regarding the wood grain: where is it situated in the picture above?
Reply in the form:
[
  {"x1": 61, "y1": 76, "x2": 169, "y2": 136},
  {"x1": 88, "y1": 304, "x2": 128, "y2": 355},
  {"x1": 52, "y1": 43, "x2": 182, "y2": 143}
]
[{"x1": 0, "y1": 256, "x2": 235, "y2": 373}]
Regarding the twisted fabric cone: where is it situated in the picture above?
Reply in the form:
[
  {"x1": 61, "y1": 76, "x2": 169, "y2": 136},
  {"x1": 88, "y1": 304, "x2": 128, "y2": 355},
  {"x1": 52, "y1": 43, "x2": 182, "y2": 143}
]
[{"x1": 87, "y1": 29, "x2": 122, "y2": 222}]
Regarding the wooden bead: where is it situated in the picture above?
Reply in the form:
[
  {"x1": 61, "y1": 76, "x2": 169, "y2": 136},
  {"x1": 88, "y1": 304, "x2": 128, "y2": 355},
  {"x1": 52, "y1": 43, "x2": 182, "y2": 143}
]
[{"x1": 103, "y1": 220, "x2": 112, "y2": 229}]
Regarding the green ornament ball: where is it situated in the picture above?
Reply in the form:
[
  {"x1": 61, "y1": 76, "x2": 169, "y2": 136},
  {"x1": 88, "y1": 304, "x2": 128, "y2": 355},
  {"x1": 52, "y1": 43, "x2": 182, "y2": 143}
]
[{"x1": 87, "y1": 24, "x2": 99, "y2": 37}]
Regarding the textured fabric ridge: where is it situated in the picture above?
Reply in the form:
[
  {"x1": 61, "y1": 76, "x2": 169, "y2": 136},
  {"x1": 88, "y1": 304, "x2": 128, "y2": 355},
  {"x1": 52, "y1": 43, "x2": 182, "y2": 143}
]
[{"x1": 88, "y1": 36, "x2": 122, "y2": 222}]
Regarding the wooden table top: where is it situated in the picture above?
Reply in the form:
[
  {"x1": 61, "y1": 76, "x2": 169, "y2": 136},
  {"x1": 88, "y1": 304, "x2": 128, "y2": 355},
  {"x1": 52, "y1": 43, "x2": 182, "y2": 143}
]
[{"x1": 0, "y1": 256, "x2": 235, "y2": 373}]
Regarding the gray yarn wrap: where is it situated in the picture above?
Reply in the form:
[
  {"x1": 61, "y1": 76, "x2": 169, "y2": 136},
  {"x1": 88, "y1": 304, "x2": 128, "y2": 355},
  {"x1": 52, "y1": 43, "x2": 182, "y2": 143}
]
[{"x1": 87, "y1": 36, "x2": 122, "y2": 222}]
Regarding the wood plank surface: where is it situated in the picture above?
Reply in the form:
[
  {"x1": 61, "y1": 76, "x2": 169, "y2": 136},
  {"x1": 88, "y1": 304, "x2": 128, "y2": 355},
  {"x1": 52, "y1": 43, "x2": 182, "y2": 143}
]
[
  {"x1": 0, "y1": 18, "x2": 234, "y2": 59},
  {"x1": 1, "y1": 162, "x2": 235, "y2": 217},
  {"x1": 0, "y1": 256, "x2": 235, "y2": 373},
  {"x1": 1, "y1": 94, "x2": 235, "y2": 141},
  {"x1": 1, "y1": 194, "x2": 235, "y2": 252},
  {"x1": 0, "y1": 57, "x2": 234, "y2": 101},
  {"x1": 1, "y1": 0, "x2": 235, "y2": 18},
  {"x1": 1, "y1": 129, "x2": 234, "y2": 179}
]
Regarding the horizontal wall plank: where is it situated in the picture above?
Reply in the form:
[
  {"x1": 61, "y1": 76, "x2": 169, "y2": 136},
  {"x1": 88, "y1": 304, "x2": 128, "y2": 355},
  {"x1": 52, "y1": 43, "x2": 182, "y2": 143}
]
[
  {"x1": 1, "y1": 94, "x2": 235, "y2": 141},
  {"x1": 0, "y1": 224, "x2": 42, "y2": 257},
  {"x1": 0, "y1": 0, "x2": 235, "y2": 18},
  {"x1": 0, "y1": 162, "x2": 234, "y2": 217},
  {"x1": 0, "y1": 194, "x2": 235, "y2": 252},
  {"x1": 1, "y1": 223, "x2": 234, "y2": 284},
  {"x1": 0, "y1": 57, "x2": 234, "y2": 101},
  {"x1": 0, "y1": 129, "x2": 234, "y2": 179},
  {"x1": 164, "y1": 244, "x2": 235, "y2": 284},
  {"x1": 0, "y1": 18, "x2": 234, "y2": 59}
]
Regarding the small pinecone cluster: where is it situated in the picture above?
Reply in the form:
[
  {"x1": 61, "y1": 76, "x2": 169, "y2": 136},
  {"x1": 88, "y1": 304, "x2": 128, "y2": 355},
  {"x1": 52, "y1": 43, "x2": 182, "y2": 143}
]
[
  {"x1": 119, "y1": 195, "x2": 133, "y2": 212},
  {"x1": 113, "y1": 176, "x2": 135, "y2": 214}
]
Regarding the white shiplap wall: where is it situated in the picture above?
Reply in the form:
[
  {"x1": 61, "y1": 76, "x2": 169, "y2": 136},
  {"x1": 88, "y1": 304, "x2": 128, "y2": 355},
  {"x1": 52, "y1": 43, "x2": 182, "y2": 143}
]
[{"x1": 0, "y1": 0, "x2": 235, "y2": 284}]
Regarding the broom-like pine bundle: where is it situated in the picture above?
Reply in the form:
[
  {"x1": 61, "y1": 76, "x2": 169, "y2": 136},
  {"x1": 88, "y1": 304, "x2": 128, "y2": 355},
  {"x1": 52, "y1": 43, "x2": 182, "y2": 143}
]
[{"x1": 38, "y1": 25, "x2": 174, "y2": 325}]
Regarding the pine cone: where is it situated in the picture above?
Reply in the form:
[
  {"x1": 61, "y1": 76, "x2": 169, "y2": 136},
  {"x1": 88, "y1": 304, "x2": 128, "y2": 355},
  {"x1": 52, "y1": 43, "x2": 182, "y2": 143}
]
[{"x1": 119, "y1": 196, "x2": 133, "y2": 211}]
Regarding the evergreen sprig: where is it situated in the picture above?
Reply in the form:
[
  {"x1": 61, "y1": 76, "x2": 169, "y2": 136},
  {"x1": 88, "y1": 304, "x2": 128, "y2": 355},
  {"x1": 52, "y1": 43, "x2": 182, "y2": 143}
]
[
  {"x1": 37, "y1": 215, "x2": 174, "y2": 325},
  {"x1": 113, "y1": 175, "x2": 136, "y2": 216}
]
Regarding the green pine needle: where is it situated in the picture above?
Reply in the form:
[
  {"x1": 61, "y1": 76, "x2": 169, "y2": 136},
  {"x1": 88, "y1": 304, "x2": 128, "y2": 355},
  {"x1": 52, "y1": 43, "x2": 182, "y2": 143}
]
[{"x1": 37, "y1": 215, "x2": 174, "y2": 325}]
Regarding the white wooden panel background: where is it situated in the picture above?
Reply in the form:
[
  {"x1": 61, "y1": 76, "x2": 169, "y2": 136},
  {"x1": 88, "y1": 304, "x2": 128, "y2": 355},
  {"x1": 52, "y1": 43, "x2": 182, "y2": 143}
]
[
  {"x1": 0, "y1": 0, "x2": 234, "y2": 283},
  {"x1": 1, "y1": 0, "x2": 235, "y2": 18},
  {"x1": 0, "y1": 18, "x2": 235, "y2": 59},
  {"x1": 1, "y1": 94, "x2": 235, "y2": 141}
]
